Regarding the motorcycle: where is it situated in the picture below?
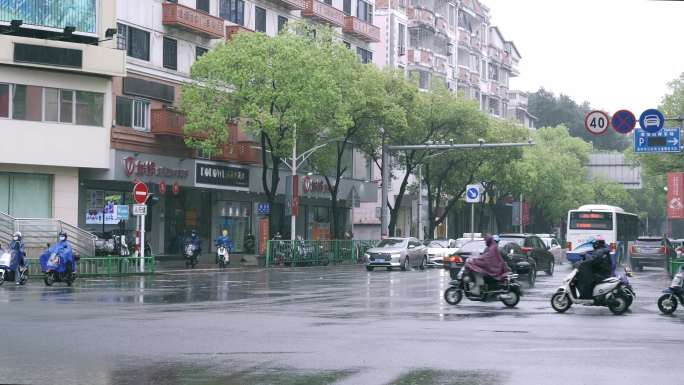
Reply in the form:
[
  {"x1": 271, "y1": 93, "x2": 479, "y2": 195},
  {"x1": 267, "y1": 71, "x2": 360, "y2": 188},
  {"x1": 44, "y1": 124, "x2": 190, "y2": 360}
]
[
  {"x1": 550, "y1": 266, "x2": 634, "y2": 315},
  {"x1": 0, "y1": 249, "x2": 28, "y2": 285},
  {"x1": 217, "y1": 246, "x2": 229, "y2": 268},
  {"x1": 40, "y1": 251, "x2": 77, "y2": 287},
  {"x1": 657, "y1": 265, "x2": 684, "y2": 315},
  {"x1": 444, "y1": 269, "x2": 522, "y2": 308},
  {"x1": 184, "y1": 243, "x2": 198, "y2": 269}
]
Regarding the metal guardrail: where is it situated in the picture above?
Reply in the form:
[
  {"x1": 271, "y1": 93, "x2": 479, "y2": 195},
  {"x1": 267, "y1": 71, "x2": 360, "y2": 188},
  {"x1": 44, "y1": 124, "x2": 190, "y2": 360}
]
[
  {"x1": 266, "y1": 240, "x2": 380, "y2": 267},
  {"x1": 0, "y1": 212, "x2": 97, "y2": 257},
  {"x1": 26, "y1": 255, "x2": 156, "y2": 277}
]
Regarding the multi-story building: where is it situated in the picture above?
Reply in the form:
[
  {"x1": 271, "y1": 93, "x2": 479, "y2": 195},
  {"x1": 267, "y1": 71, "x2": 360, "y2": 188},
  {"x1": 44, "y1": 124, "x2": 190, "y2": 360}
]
[
  {"x1": 0, "y1": 0, "x2": 126, "y2": 225},
  {"x1": 77, "y1": 0, "x2": 378, "y2": 254},
  {"x1": 507, "y1": 90, "x2": 537, "y2": 130}
]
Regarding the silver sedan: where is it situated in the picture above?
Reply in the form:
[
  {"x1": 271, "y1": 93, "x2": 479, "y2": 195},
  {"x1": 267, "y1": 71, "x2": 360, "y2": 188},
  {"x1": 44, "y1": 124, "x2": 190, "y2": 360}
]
[{"x1": 365, "y1": 237, "x2": 427, "y2": 271}]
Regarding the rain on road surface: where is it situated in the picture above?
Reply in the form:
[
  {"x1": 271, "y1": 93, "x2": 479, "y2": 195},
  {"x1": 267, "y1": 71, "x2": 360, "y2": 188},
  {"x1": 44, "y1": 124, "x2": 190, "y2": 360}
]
[{"x1": 0, "y1": 263, "x2": 680, "y2": 385}]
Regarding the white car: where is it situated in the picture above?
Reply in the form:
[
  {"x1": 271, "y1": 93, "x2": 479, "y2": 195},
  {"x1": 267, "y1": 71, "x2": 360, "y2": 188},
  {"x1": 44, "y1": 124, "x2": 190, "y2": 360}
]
[
  {"x1": 426, "y1": 239, "x2": 459, "y2": 266},
  {"x1": 538, "y1": 234, "x2": 565, "y2": 264}
]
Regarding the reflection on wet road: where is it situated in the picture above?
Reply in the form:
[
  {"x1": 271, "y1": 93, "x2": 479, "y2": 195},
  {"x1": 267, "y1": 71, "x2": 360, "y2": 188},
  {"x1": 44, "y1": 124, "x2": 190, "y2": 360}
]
[{"x1": 0, "y1": 264, "x2": 680, "y2": 385}]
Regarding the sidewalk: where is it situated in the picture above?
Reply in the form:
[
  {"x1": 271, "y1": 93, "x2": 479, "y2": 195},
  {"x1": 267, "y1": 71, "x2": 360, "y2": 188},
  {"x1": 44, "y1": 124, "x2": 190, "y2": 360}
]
[{"x1": 155, "y1": 253, "x2": 264, "y2": 272}]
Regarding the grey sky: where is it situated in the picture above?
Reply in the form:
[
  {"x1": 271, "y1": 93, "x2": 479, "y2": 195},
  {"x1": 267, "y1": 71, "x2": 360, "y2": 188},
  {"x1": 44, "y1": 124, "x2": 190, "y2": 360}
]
[{"x1": 484, "y1": 0, "x2": 682, "y2": 115}]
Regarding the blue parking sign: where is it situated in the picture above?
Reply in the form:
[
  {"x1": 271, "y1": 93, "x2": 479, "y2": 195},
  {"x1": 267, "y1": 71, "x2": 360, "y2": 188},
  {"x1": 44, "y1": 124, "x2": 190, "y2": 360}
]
[{"x1": 639, "y1": 109, "x2": 665, "y2": 133}]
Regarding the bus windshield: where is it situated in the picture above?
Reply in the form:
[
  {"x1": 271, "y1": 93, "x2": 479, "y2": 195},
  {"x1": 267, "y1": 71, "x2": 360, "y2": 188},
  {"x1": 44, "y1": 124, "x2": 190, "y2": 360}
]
[{"x1": 569, "y1": 211, "x2": 613, "y2": 230}]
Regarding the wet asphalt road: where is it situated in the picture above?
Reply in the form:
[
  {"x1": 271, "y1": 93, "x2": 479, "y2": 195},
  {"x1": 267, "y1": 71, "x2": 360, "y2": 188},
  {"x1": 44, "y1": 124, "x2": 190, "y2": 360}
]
[{"x1": 0, "y1": 263, "x2": 681, "y2": 385}]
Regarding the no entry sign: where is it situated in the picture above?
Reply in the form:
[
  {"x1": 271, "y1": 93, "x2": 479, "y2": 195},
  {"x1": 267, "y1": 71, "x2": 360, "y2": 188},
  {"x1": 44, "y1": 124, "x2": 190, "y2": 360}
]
[
  {"x1": 584, "y1": 110, "x2": 609, "y2": 135},
  {"x1": 133, "y1": 182, "x2": 149, "y2": 204}
]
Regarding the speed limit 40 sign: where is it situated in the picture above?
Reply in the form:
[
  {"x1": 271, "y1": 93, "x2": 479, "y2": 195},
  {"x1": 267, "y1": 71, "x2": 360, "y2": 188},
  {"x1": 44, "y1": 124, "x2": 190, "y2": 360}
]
[{"x1": 585, "y1": 110, "x2": 610, "y2": 135}]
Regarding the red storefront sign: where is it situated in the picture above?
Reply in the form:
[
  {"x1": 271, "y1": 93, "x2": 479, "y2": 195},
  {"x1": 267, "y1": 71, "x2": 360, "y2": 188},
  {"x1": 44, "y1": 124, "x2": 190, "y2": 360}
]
[
  {"x1": 259, "y1": 217, "x2": 269, "y2": 255},
  {"x1": 667, "y1": 172, "x2": 684, "y2": 219}
]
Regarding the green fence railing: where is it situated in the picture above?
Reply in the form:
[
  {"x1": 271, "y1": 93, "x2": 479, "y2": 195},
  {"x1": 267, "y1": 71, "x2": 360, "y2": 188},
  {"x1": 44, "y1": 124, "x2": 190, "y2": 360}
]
[
  {"x1": 266, "y1": 240, "x2": 380, "y2": 267},
  {"x1": 26, "y1": 255, "x2": 156, "y2": 277}
]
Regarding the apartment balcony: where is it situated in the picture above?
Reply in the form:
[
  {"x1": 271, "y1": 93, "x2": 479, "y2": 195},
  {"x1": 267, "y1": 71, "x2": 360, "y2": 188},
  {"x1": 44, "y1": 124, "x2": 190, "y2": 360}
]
[
  {"x1": 225, "y1": 25, "x2": 254, "y2": 40},
  {"x1": 435, "y1": 15, "x2": 448, "y2": 34},
  {"x1": 407, "y1": 7, "x2": 435, "y2": 27},
  {"x1": 471, "y1": 37, "x2": 482, "y2": 51},
  {"x1": 343, "y1": 16, "x2": 380, "y2": 42},
  {"x1": 434, "y1": 56, "x2": 447, "y2": 74},
  {"x1": 469, "y1": 71, "x2": 480, "y2": 85},
  {"x1": 457, "y1": 32, "x2": 470, "y2": 48},
  {"x1": 215, "y1": 143, "x2": 260, "y2": 163},
  {"x1": 488, "y1": 46, "x2": 503, "y2": 63},
  {"x1": 407, "y1": 48, "x2": 434, "y2": 68},
  {"x1": 162, "y1": 2, "x2": 224, "y2": 39},
  {"x1": 502, "y1": 53, "x2": 513, "y2": 68},
  {"x1": 457, "y1": 66, "x2": 469, "y2": 82},
  {"x1": 488, "y1": 82, "x2": 498, "y2": 96},
  {"x1": 302, "y1": 0, "x2": 345, "y2": 28},
  {"x1": 273, "y1": 0, "x2": 305, "y2": 10}
]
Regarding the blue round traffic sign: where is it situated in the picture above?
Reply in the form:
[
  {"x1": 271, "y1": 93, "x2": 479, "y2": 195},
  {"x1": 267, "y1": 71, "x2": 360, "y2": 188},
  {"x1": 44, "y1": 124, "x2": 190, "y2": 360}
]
[
  {"x1": 611, "y1": 109, "x2": 636, "y2": 134},
  {"x1": 467, "y1": 188, "x2": 478, "y2": 199},
  {"x1": 639, "y1": 108, "x2": 665, "y2": 133}
]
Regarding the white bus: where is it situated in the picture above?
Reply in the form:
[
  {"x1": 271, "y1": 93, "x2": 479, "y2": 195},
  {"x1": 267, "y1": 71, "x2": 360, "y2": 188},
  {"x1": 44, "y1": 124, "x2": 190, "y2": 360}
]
[{"x1": 566, "y1": 205, "x2": 640, "y2": 264}]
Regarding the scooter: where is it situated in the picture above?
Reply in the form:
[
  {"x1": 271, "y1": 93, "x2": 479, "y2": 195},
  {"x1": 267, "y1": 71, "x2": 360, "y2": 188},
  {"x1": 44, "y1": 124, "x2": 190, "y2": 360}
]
[
  {"x1": 40, "y1": 251, "x2": 77, "y2": 287},
  {"x1": 217, "y1": 246, "x2": 229, "y2": 268},
  {"x1": 444, "y1": 269, "x2": 522, "y2": 308},
  {"x1": 657, "y1": 265, "x2": 684, "y2": 314},
  {"x1": 0, "y1": 249, "x2": 28, "y2": 285},
  {"x1": 550, "y1": 267, "x2": 634, "y2": 315},
  {"x1": 184, "y1": 243, "x2": 198, "y2": 269}
]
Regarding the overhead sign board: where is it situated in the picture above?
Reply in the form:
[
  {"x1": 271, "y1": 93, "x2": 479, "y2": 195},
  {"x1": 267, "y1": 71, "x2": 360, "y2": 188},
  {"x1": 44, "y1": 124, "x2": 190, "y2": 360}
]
[
  {"x1": 584, "y1": 110, "x2": 609, "y2": 135},
  {"x1": 634, "y1": 128, "x2": 681, "y2": 153},
  {"x1": 639, "y1": 109, "x2": 665, "y2": 133},
  {"x1": 611, "y1": 109, "x2": 636, "y2": 134},
  {"x1": 466, "y1": 184, "x2": 481, "y2": 203}
]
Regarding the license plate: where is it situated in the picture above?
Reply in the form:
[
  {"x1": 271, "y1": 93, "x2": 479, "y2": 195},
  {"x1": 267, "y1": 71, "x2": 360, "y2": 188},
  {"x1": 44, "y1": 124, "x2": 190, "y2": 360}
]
[{"x1": 374, "y1": 259, "x2": 385, "y2": 262}]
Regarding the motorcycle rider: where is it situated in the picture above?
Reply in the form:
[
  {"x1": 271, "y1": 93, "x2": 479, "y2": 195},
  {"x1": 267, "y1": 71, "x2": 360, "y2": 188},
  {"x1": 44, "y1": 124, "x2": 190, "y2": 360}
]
[
  {"x1": 463, "y1": 235, "x2": 509, "y2": 295},
  {"x1": 576, "y1": 236, "x2": 613, "y2": 299},
  {"x1": 9, "y1": 231, "x2": 26, "y2": 285},
  {"x1": 55, "y1": 231, "x2": 76, "y2": 278},
  {"x1": 215, "y1": 229, "x2": 234, "y2": 264},
  {"x1": 184, "y1": 229, "x2": 202, "y2": 261}
]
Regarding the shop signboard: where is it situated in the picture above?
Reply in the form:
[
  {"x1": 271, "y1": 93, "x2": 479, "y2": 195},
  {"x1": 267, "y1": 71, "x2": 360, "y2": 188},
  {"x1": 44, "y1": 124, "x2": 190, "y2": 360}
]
[
  {"x1": 114, "y1": 151, "x2": 193, "y2": 186},
  {"x1": 114, "y1": 205, "x2": 129, "y2": 221},
  {"x1": 85, "y1": 192, "x2": 124, "y2": 225},
  {"x1": 195, "y1": 162, "x2": 249, "y2": 190}
]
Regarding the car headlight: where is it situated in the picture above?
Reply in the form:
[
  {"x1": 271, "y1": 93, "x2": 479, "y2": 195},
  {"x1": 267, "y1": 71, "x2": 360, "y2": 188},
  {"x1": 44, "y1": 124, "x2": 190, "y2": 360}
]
[
  {"x1": 391, "y1": 254, "x2": 401, "y2": 259},
  {"x1": 364, "y1": 253, "x2": 370, "y2": 260}
]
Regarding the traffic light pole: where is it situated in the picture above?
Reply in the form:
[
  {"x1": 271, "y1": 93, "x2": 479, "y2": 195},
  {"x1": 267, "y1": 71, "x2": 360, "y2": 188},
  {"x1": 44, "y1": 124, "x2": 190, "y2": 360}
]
[{"x1": 380, "y1": 140, "x2": 535, "y2": 238}]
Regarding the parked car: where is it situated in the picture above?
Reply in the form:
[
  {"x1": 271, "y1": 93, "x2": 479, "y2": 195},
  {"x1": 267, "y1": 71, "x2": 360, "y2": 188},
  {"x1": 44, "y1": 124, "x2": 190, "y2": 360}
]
[
  {"x1": 365, "y1": 237, "x2": 427, "y2": 272},
  {"x1": 443, "y1": 239, "x2": 486, "y2": 279},
  {"x1": 630, "y1": 236, "x2": 676, "y2": 271},
  {"x1": 498, "y1": 234, "x2": 555, "y2": 276},
  {"x1": 538, "y1": 234, "x2": 566, "y2": 264},
  {"x1": 426, "y1": 239, "x2": 459, "y2": 267}
]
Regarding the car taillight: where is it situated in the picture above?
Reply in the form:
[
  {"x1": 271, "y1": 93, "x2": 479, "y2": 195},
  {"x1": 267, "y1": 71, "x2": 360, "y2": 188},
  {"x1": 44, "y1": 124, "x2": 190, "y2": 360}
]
[
  {"x1": 661, "y1": 246, "x2": 667, "y2": 254},
  {"x1": 444, "y1": 255, "x2": 463, "y2": 263},
  {"x1": 521, "y1": 247, "x2": 532, "y2": 254},
  {"x1": 630, "y1": 245, "x2": 637, "y2": 254},
  {"x1": 610, "y1": 242, "x2": 617, "y2": 252},
  {"x1": 566, "y1": 242, "x2": 572, "y2": 250}
]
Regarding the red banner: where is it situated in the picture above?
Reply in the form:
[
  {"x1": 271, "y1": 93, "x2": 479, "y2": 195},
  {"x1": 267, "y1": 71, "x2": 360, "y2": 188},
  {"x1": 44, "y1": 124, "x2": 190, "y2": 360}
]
[
  {"x1": 668, "y1": 172, "x2": 684, "y2": 219},
  {"x1": 522, "y1": 201, "x2": 530, "y2": 226},
  {"x1": 258, "y1": 217, "x2": 269, "y2": 255}
]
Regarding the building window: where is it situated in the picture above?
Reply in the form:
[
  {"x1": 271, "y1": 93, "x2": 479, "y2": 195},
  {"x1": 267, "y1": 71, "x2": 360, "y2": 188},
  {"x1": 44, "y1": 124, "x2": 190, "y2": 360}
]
[
  {"x1": 116, "y1": 23, "x2": 127, "y2": 51},
  {"x1": 343, "y1": 0, "x2": 351, "y2": 15},
  {"x1": 357, "y1": 0, "x2": 373, "y2": 23},
  {"x1": 220, "y1": 0, "x2": 245, "y2": 26},
  {"x1": 323, "y1": 0, "x2": 331, "y2": 4},
  {"x1": 196, "y1": 0, "x2": 210, "y2": 13},
  {"x1": 12, "y1": 84, "x2": 42, "y2": 121},
  {"x1": 255, "y1": 6, "x2": 266, "y2": 33},
  {"x1": 75, "y1": 91, "x2": 104, "y2": 126},
  {"x1": 277, "y1": 16, "x2": 288, "y2": 33},
  {"x1": 127, "y1": 26, "x2": 150, "y2": 61},
  {"x1": 116, "y1": 96, "x2": 150, "y2": 131},
  {"x1": 356, "y1": 47, "x2": 372, "y2": 64},
  {"x1": 0, "y1": 83, "x2": 9, "y2": 118},
  {"x1": 43, "y1": 88, "x2": 74, "y2": 123},
  {"x1": 163, "y1": 37, "x2": 178, "y2": 70},
  {"x1": 449, "y1": 4, "x2": 456, "y2": 28},
  {"x1": 398, "y1": 23, "x2": 405, "y2": 55},
  {"x1": 488, "y1": 63, "x2": 498, "y2": 80},
  {"x1": 196, "y1": 46, "x2": 208, "y2": 59}
]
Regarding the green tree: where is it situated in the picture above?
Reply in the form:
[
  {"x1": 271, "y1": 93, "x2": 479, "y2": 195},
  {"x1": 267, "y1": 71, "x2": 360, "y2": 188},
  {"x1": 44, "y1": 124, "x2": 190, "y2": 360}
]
[{"x1": 181, "y1": 24, "x2": 342, "y2": 237}]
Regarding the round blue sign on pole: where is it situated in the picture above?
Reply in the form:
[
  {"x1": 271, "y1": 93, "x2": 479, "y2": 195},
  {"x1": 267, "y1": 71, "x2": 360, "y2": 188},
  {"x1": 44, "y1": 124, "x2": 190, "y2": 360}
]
[
  {"x1": 639, "y1": 109, "x2": 665, "y2": 133},
  {"x1": 611, "y1": 109, "x2": 636, "y2": 134}
]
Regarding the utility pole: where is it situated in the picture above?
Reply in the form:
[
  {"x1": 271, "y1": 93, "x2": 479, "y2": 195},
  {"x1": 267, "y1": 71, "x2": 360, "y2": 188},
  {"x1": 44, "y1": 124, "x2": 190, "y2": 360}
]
[
  {"x1": 380, "y1": 140, "x2": 535, "y2": 238},
  {"x1": 417, "y1": 165, "x2": 422, "y2": 240},
  {"x1": 291, "y1": 124, "x2": 297, "y2": 241}
]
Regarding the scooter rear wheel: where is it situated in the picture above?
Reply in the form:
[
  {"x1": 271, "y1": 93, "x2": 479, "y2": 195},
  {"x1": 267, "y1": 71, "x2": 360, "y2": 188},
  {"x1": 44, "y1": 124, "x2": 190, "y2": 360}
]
[
  {"x1": 658, "y1": 294, "x2": 678, "y2": 315},
  {"x1": 44, "y1": 272, "x2": 55, "y2": 287},
  {"x1": 608, "y1": 294, "x2": 629, "y2": 315},
  {"x1": 551, "y1": 292, "x2": 572, "y2": 313},
  {"x1": 501, "y1": 290, "x2": 520, "y2": 308}
]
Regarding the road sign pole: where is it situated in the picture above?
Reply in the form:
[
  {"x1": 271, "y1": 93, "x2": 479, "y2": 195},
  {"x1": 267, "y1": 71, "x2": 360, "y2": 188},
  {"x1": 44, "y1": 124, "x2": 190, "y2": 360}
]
[
  {"x1": 140, "y1": 210, "x2": 145, "y2": 273},
  {"x1": 470, "y1": 202, "x2": 475, "y2": 240}
]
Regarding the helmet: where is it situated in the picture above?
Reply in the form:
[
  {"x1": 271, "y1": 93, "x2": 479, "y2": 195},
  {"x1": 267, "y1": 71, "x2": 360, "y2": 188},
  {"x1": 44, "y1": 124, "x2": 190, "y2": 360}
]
[
  {"x1": 12, "y1": 231, "x2": 21, "y2": 241},
  {"x1": 59, "y1": 231, "x2": 68, "y2": 241},
  {"x1": 493, "y1": 235, "x2": 500, "y2": 243},
  {"x1": 222, "y1": 229, "x2": 228, "y2": 236},
  {"x1": 592, "y1": 236, "x2": 606, "y2": 249}
]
